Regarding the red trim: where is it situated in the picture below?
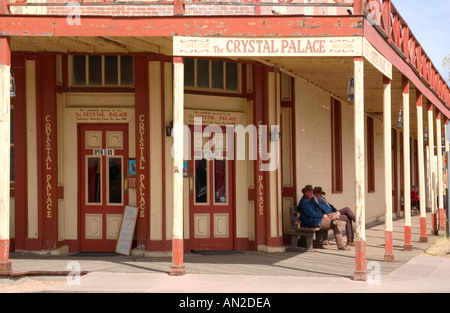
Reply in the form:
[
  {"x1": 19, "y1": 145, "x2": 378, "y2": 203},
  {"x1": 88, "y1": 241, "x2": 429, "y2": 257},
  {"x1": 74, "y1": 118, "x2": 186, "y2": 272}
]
[
  {"x1": 331, "y1": 98, "x2": 343, "y2": 193},
  {"x1": 404, "y1": 225, "x2": 411, "y2": 249},
  {"x1": 367, "y1": 115, "x2": 375, "y2": 193},
  {"x1": 39, "y1": 55, "x2": 59, "y2": 250},
  {"x1": 0, "y1": 15, "x2": 364, "y2": 37},
  {"x1": 134, "y1": 55, "x2": 150, "y2": 249},
  {"x1": 0, "y1": 36, "x2": 10, "y2": 66},
  {"x1": 402, "y1": 75, "x2": 409, "y2": 94},
  {"x1": 439, "y1": 208, "x2": 445, "y2": 231},
  {"x1": 170, "y1": 238, "x2": 185, "y2": 276},
  {"x1": 252, "y1": 64, "x2": 267, "y2": 247},
  {"x1": 384, "y1": 230, "x2": 393, "y2": 260},
  {"x1": 280, "y1": 75, "x2": 297, "y2": 245},
  {"x1": 420, "y1": 216, "x2": 428, "y2": 242},
  {"x1": 431, "y1": 212, "x2": 438, "y2": 236},
  {"x1": 0, "y1": 239, "x2": 10, "y2": 263},
  {"x1": 11, "y1": 54, "x2": 27, "y2": 251},
  {"x1": 354, "y1": 240, "x2": 366, "y2": 272}
]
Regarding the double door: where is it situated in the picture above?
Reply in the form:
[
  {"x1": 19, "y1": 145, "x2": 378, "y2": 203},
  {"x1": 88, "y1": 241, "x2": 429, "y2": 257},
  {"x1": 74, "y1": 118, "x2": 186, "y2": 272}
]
[{"x1": 79, "y1": 124, "x2": 128, "y2": 252}]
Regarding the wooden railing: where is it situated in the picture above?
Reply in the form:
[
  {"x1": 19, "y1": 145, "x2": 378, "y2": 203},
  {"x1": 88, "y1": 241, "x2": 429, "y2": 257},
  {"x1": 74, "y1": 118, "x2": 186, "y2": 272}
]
[{"x1": 358, "y1": 0, "x2": 449, "y2": 108}]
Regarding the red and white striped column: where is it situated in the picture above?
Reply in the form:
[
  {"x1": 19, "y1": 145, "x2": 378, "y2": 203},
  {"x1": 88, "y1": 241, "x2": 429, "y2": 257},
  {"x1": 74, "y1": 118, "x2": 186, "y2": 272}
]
[
  {"x1": 170, "y1": 56, "x2": 185, "y2": 276},
  {"x1": 416, "y1": 92, "x2": 428, "y2": 242},
  {"x1": 383, "y1": 75, "x2": 394, "y2": 260},
  {"x1": 402, "y1": 75, "x2": 412, "y2": 252},
  {"x1": 0, "y1": 36, "x2": 11, "y2": 275},
  {"x1": 436, "y1": 112, "x2": 445, "y2": 231},
  {"x1": 428, "y1": 102, "x2": 438, "y2": 235},
  {"x1": 353, "y1": 57, "x2": 367, "y2": 281}
]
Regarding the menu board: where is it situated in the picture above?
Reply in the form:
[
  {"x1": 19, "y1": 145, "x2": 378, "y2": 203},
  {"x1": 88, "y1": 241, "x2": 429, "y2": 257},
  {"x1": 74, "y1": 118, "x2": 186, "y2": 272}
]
[{"x1": 115, "y1": 206, "x2": 138, "y2": 256}]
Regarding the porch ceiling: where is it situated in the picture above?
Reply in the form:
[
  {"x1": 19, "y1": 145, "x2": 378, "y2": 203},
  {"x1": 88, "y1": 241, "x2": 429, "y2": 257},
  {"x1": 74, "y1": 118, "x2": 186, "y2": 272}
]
[
  {"x1": 260, "y1": 56, "x2": 444, "y2": 140},
  {"x1": 11, "y1": 36, "x2": 174, "y2": 54},
  {"x1": 11, "y1": 36, "x2": 444, "y2": 139}
]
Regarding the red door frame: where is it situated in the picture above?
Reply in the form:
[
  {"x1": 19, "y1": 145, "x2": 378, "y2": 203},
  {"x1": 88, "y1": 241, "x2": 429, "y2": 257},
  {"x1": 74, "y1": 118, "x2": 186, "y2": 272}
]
[
  {"x1": 188, "y1": 125, "x2": 235, "y2": 251},
  {"x1": 78, "y1": 123, "x2": 129, "y2": 252}
]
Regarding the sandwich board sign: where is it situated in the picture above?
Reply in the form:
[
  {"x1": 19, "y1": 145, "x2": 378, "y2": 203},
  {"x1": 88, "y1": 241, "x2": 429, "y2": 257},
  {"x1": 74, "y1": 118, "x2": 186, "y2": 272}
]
[{"x1": 115, "y1": 206, "x2": 138, "y2": 256}]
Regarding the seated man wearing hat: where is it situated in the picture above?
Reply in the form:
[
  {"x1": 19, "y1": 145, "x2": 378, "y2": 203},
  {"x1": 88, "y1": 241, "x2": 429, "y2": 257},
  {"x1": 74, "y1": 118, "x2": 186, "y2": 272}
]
[
  {"x1": 297, "y1": 185, "x2": 349, "y2": 251},
  {"x1": 313, "y1": 186, "x2": 356, "y2": 247}
]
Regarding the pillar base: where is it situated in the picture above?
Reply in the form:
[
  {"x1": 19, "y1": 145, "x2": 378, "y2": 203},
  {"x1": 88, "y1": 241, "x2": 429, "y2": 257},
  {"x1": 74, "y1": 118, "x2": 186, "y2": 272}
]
[
  {"x1": 169, "y1": 265, "x2": 186, "y2": 276},
  {"x1": 353, "y1": 270, "x2": 367, "y2": 281},
  {"x1": 0, "y1": 261, "x2": 12, "y2": 276},
  {"x1": 403, "y1": 244, "x2": 413, "y2": 251},
  {"x1": 384, "y1": 254, "x2": 395, "y2": 262},
  {"x1": 420, "y1": 236, "x2": 428, "y2": 243}
]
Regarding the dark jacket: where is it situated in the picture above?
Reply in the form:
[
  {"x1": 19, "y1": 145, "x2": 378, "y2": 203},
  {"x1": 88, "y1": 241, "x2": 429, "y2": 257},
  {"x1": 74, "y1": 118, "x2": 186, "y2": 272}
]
[
  {"x1": 298, "y1": 196, "x2": 323, "y2": 227},
  {"x1": 315, "y1": 197, "x2": 337, "y2": 215}
]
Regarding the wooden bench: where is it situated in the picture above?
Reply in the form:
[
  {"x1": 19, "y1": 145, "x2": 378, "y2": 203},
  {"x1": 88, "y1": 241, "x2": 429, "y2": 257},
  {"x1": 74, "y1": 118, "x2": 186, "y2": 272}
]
[
  {"x1": 289, "y1": 206, "x2": 320, "y2": 252},
  {"x1": 289, "y1": 206, "x2": 344, "y2": 252}
]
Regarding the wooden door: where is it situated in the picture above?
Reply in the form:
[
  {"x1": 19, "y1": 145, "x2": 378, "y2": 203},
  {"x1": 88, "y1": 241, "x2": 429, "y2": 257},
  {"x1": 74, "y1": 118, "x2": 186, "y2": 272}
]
[
  {"x1": 189, "y1": 126, "x2": 234, "y2": 251},
  {"x1": 79, "y1": 124, "x2": 128, "y2": 252}
]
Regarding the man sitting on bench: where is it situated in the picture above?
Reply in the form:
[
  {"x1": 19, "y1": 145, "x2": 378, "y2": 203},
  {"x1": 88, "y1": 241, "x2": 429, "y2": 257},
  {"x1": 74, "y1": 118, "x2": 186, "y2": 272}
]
[
  {"x1": 297, "y1": 185, "x2": 350, "y2": 251},
  {"x1": 313, "y1": 186, "x2": 355, "y2": 247}
]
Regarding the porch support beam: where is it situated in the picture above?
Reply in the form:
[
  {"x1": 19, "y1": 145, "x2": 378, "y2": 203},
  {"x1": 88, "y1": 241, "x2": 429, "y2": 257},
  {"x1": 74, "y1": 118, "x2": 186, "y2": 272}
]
[
  {"x1": 0, "y1": 15, "x2": 364, "y2": 38},
  {"x1": 436, "y1": 112, "x2": 445, "y2": 231},
  {"x1": 416, "y1": 92, "x2": 428, "y2": 242},
  {"x1": 383, "y1": 75, "x2": 394, "y2": 261},
  {"x1": 353, "y1": 57, "x2": 367, "y2": 281},
  {"x1": 0, "y1": 36, "x2": 11, "y2": 275},
  {"x1": 428, "y1": 102, "x2": 438, "y2": 235},
  {"x1": 402, "y1": 75, "x2": 412, "y2": 252},
  {"x1": 170, "y1": 56, "x2": 185, "y2": 276}
]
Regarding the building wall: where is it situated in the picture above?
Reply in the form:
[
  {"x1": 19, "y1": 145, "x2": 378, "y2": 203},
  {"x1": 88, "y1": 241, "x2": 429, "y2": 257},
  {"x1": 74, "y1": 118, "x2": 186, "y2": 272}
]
[{"x1": 294, "y1": 77, "x2": 387, "y2": 225}]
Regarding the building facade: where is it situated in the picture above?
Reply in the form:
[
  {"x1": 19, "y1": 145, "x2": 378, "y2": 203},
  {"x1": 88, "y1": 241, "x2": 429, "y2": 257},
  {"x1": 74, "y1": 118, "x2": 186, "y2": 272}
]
[{"x1": 0, "y1": 0, "x2": 449, "y2": 280}]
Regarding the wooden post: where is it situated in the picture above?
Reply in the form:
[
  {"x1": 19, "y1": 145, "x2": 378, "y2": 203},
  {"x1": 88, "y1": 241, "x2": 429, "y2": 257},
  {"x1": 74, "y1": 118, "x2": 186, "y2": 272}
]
[
  {"x1": 417, "y1": 92, "x2": 428, "y2": 242},
  {"x1": 0, "y1": 36, "x2": 11, "y2": 275},
  {"x1": 170, "y1": 56, "x2": 185, "y2": 276},
  {"x1": 383, "y1": 75, "x2": 395, "y2": 260},
  {"x1": 436, "y1": 113, "x2": 445, "y2": 231},
  {"x1": 353, "y1": 58, "x2": 367, "y2": 281},
  {"x1": 428, "y1": 102, "x2": 438, "y2": 235},
  {"x1": 402, "y1": 75, "x2": 412, "y2": 252}
]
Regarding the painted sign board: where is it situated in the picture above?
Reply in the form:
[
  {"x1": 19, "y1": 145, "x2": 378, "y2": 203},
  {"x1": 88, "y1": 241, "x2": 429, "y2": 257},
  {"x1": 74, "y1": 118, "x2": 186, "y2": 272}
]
[
  {"x1": 173, "y1": 36, "x2": 364, "y2": 57},
  {"x1": 115, "y1": 206, "x2": 138, "y2": 256},
  {"x1": 174, "y1": 36, "x2": 392, "y2": 79},
  {"x1": 362, "y1": 38, "x2": 392, "y2": 79}
]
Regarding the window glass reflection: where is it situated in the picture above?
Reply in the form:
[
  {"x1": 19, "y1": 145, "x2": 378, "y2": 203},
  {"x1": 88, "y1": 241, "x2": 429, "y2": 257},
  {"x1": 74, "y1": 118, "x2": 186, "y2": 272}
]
[
  {"x1": 195, "y1": 159, "x2": 207, "y2": 203},
  {"x1": 87, "y1": 157, "x2": 101, "y2": 203}
]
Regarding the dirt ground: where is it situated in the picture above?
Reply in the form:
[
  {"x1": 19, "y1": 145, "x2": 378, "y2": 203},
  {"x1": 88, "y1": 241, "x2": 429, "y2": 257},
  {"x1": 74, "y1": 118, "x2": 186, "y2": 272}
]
[
  {"x1": 420, "y1": 236, "x2": 450, "y2": 257},
  {"x1": 0, "y1": 276, "x2": 66, "y2": 293},
  {"x1": 1, "y1": 237, "x2": 450, "y2": 293}
]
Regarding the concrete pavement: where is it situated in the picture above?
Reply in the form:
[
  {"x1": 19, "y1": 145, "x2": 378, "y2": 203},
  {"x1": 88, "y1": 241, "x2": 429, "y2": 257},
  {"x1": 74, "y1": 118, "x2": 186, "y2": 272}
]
[{"x1": 1, "y1": 212, "x2": 450, "y2": 294}]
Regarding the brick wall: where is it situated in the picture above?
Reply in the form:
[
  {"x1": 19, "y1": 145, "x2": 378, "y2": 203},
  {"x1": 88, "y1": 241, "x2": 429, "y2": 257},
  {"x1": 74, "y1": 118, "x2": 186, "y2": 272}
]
[{"x1": 11, "y1": 0, "x2": 354, "y2": 16}]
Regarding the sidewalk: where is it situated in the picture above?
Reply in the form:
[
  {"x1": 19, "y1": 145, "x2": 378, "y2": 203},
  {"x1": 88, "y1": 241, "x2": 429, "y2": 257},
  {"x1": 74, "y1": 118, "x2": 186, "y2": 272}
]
[{"x1": 2, "y1": 212, "x2": 450, "y2": 293}]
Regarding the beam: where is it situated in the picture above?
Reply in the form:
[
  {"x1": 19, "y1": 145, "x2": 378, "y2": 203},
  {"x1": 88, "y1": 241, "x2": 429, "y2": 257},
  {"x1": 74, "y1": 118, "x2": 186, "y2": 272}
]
[
  {"x1": 416, "y1": 92, "x2": 428, "y2": 242},
  {"x1": 353, "y1": 57, "x2": 367, "y2": 282},
  {"x1": 383, "y1": 75, "x2": 394, "y2": 260},
  {"x1": 436, "y1": 113, "x2": 445, "y2": 231},
  {"x1": 402, "y1": 75, "x2": 412, "y2": 252},
  {"x1": 0, "y1": 15, "x2": 364, "y2": 37},
  {"x1": 0, "y1": 36, "x2": 11, "y2": 275},
  {"x1": 170, "y1": 56, "x2": 185, "y2": 276},
  {"x1": 428, "y1": 103, "x2": 438, "y2": 236}
]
